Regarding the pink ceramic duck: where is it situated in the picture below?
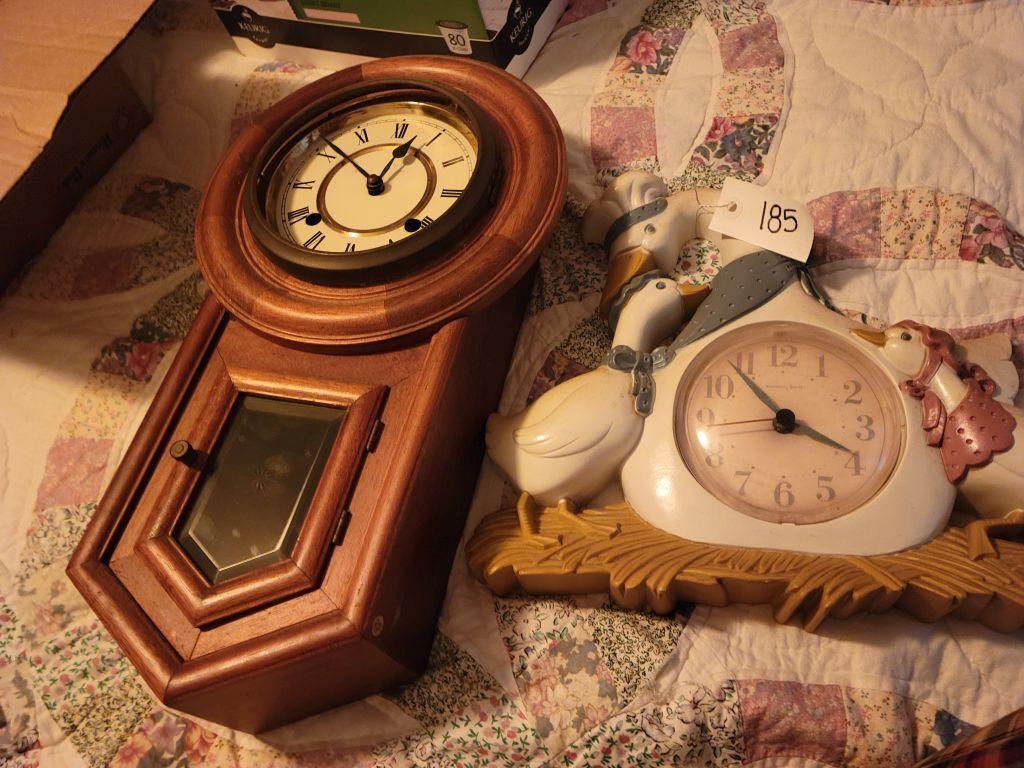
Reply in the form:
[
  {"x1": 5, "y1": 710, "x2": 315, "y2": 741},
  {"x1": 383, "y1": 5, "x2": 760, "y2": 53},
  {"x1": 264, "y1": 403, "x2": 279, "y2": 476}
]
[{"x1": 854, "y1": 320, "x2": 1024, "y2": 518}]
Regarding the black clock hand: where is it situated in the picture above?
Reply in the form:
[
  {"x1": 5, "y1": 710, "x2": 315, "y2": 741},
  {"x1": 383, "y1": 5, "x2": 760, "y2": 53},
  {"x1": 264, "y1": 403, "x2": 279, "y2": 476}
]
[
  {"x1": 318, "y1": 133, "x2": 372, "y2": 179},
  {"x1": 728, "y1": 361, "x2": 781, "y2": 413},
  {"x1": 793, "y1": 422, "x2": 852, "y2": 454},
  {"x1": 377, "y1": 135, "x2": 417, "y2": 181}
]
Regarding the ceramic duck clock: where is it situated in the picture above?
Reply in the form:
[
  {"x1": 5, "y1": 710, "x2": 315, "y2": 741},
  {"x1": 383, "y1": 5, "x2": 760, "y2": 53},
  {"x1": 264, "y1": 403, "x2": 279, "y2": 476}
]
[
  {"x1": 67, "y1": 57, "x2": 566, "y2": 732},
  {"x1": 469, "y1": 171, "x2": 1024, "y2": 632}
]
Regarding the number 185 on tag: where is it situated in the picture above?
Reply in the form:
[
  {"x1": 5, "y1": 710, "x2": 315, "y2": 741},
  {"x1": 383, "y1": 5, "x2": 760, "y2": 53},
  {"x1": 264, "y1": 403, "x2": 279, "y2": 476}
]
[
  {"x1": 708, "y1": 179, "x2": 814, "y2": 263},
  {"x1": 759, "y1": 202, "x2": 798, "y2": 234}
]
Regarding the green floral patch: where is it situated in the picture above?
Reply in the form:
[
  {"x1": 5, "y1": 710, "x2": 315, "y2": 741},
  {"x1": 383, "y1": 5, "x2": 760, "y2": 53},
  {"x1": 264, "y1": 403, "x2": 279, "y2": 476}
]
[
  {"x1": 374, "y1": 688, "x2": 544, "y2": 768},
  {"x1": 386, "y1": 632, "x2": 502, "y2": 729},
  {"x1": 17, "y1": 503, "x2": 95, "y2": 581},
  {"x1": 132, "y1": 272, "x2": 207, "y2": 343},
  {"x1": 70, "y1": 677, "x2": 153, "y2": 768},
  {"x1": 555, "y1": 315, "x2": 613, "y2": 371},
  {"x1": 28, "y1": 620, "x2": 132, "y2": 734},
  {"x1": 583, "y1": 603, "x2": 687, "y2": 707},
  {"x1": 529, "y1": 208, "x2": 607, "y2": 316}
]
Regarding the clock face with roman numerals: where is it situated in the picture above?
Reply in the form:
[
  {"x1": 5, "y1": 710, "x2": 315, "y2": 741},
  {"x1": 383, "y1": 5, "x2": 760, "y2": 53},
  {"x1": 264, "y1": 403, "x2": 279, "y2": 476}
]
[
  {"x1": 674, "y1": 322, "x2": 904, "y2": 525},
  {"x1": 244, "y1": 83, "x2": 499, "y2": 280},
  {"x1": 270, "y1": 99, "x2": 477, "y2": 255}
]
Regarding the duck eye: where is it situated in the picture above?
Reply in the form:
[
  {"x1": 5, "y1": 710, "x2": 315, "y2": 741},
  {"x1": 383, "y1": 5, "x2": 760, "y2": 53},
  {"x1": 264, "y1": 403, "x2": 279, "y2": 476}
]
[
  {"x1": 900, "y1": 332, "x2": 912, "y2": 341},
  {"x1": 655, "y1": 281, "x2": 666, "y2": 289},
  {"x1": 644, "y1": 224, "x2": 657, "y2": 234}
]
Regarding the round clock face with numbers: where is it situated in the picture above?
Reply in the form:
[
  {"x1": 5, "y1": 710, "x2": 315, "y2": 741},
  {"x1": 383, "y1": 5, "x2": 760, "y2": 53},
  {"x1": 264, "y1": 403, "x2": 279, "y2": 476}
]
[
  {"x1": 243, "y1": 81, "x2": 497, "y2": 280},
  {"x1": 674, "y1": 322, "x2": 905, "y2": 524}
]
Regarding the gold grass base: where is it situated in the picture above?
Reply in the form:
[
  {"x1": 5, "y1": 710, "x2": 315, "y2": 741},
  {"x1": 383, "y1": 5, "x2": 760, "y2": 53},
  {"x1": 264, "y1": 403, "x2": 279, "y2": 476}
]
[{"x1": 466, "y1": 496, "x2": 1024, "y2": 632}]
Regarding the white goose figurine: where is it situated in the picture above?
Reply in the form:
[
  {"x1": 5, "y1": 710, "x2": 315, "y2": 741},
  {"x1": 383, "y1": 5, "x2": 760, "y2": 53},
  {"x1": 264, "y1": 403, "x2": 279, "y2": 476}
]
[
  {"x1": 854, "y1": 320, "x2": 1024, "y2": 518},
  {"x1": 486, "y1": 276, "x2": 686, "y2": 511}
]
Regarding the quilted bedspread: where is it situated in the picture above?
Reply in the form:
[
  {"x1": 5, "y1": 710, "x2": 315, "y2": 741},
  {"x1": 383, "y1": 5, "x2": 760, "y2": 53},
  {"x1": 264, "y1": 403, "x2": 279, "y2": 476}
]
[{"x1": 2, "y1": 0, "x2": 1024, "y2": 766}]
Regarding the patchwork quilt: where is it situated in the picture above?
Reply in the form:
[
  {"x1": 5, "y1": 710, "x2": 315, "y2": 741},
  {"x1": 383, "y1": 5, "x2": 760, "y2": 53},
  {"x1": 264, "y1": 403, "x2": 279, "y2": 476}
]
[{"x1": 2, "y1": 0, "x2": 1023, "y2": 766}]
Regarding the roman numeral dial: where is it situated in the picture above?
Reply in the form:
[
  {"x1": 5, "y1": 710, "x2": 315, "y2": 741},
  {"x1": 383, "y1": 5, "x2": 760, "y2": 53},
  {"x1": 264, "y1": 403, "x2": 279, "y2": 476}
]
[{"x1": 273, "y1": 102, "x2": 479, "y2": 255}]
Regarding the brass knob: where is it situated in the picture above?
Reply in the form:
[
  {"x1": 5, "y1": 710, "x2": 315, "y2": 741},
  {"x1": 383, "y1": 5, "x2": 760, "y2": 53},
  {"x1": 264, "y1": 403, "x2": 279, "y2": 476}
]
[{"x1": 169, "y1": 439, "x2": 196, "y2": 464}]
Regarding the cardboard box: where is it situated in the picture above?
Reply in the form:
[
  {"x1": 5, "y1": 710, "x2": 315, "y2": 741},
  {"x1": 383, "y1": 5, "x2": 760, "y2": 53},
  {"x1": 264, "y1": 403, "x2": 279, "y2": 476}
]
[
  {"x1": 212, "y1": 0, "x2": 568, "y2": 78},
  {"x1": 0, "y1": 0, "x2": 154, "y2": 289}
]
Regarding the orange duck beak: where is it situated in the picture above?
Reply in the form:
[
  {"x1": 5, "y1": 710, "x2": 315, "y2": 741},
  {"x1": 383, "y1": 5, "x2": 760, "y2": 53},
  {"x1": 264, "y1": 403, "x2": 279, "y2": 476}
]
[{"x1": 851, "y1": 327, "x2": 887, "y2": 346}]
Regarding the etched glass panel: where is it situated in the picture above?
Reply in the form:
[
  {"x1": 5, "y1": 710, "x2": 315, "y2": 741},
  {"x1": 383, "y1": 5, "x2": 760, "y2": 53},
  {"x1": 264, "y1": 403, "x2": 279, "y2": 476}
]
[{"x1": 176, "y1": 395, "x2": 344, "y2": 584}]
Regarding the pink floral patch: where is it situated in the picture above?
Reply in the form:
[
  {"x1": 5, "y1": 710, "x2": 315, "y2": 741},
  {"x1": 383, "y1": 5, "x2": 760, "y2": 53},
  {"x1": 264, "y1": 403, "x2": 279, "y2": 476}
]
[
  {"x1": 808, "y1": 189, "x2": 883, "y2": 264},
  {"x1": 719, "y1": 18, "x2": 784, "y2": 70},
  {"x1": 591, "y1": 105, "x2": 657, "y2": 169},
  {"x1": 959, "y1": 198, "x2": 1024, "y2": 268},
  {"x1": 519, "y1": 637, "x2": 618, "y2": 749},
  {"x1": 737, "y1": 679, "x2": 847, "y2": 764},
  {"x1": 529, "y1": 350, "x2": 591, "y2": 403},
  {"x1": 627, "y1": 29, "x2": 659, "y2": 67},
  {"x1": 93, "y1": 338, "x2": 170, "y2": 382},
  {"x1": 70, "y1": 248, "x2": 136, "y2": 299},
  {"x1": 33, "y1": 437, "x2": 113, "y2": 511}
]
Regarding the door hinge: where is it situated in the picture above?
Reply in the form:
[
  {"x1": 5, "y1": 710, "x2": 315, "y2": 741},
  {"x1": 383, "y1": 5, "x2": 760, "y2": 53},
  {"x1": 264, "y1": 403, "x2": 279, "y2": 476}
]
[
  {"x1": 366, "y1": 419, "x2": 384, "y2": 453},
  {"x1": 332, "y1": 509, "x2": 352, "y2": 545}
]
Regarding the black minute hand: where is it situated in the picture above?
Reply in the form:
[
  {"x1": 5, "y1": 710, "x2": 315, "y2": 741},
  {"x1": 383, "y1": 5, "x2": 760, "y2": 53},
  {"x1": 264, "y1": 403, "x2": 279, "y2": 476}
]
[
  {"x1": 728, "y1": 361, "x2": 781, "y2": 413},
  {"x1": 319, "y1": 133, "x2": 371, "y2": 179}
]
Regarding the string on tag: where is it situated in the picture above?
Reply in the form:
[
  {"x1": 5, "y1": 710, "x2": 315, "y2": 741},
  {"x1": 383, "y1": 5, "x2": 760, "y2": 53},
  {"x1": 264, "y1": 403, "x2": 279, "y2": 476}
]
[{"x1": 693, "y1": 190, "x2": 737, "y2": 239}]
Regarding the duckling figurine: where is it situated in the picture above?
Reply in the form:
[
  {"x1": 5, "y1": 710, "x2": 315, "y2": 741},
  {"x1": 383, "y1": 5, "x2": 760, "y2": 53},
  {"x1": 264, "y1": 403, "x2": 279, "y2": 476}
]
[
  {"x1": 485, "y1": 275, "x2": 686, "y2": 512},
  {"x1": 487, "y1": 172, "x2": 766, "y2": 544},
  {"x1": 853, "y1": 321, "x2": 1024, "y2": 519}
]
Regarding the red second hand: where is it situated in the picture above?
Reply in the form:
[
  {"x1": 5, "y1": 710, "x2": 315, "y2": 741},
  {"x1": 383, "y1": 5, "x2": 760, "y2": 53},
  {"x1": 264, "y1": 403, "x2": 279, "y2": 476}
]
[{"x1": 707, "y1": 417, "x2": 775, "y2": 428}]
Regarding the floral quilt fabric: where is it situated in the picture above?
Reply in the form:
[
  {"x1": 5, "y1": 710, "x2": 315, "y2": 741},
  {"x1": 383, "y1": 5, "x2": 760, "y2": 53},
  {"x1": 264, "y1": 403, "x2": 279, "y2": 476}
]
[{"x1": 2, "y1": 1, "x2": 1024, "y2": 768}]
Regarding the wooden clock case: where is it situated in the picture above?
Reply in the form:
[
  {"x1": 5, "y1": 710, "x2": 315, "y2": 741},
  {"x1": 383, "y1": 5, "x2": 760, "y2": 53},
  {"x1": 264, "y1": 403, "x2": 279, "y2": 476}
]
[{"x1": 67, "y1": 57, "x2": 566, "y2": 733}]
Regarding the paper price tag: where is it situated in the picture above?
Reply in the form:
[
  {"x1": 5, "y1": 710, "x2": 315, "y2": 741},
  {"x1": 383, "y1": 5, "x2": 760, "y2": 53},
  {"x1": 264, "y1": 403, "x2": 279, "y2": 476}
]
[{"x1": 708, "y1": 179, "x2": 814, "y2": 263}]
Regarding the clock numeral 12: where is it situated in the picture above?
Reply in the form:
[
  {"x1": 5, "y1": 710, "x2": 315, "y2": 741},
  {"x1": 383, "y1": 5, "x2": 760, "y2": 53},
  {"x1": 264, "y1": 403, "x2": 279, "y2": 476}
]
[
  {"x1": 393, "y1": 122, "x2": 409, "y2": 139},
  {"x1": 770, "y1": 344, "x2": 797, "y2": 367}
]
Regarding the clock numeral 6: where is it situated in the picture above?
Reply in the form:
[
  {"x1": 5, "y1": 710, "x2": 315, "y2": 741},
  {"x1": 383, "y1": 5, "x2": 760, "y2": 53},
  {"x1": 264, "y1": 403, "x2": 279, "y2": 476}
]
[
  {"x1": 773, "y1": 480, "x2": 795, "y2": 507},
  {"x1": 816, "y1": 475, "x2": 836, "y2": 502}
]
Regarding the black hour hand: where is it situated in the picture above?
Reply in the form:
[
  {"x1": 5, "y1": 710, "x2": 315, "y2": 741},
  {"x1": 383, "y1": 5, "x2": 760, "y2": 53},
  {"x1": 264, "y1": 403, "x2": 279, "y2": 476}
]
[{"x1": 378, "y1": 135, "x2": 417, "y2": 180}]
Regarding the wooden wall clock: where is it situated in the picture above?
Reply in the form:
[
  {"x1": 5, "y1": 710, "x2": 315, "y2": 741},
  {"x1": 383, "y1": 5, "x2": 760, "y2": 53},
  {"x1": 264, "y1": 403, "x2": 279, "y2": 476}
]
[{"x1": 67, "y1": 56, "x2": 566, "y2": 733}]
